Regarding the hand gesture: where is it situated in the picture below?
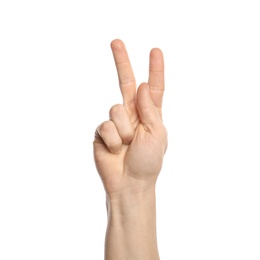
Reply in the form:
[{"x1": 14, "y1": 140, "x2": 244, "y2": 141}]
[{"x1": 93, "y1": 39, "x2": 167, "y2": 199}]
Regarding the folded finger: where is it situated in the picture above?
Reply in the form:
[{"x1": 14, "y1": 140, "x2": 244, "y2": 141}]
[
  {"x1": 109, "y1": 104, "x2": 135, "y2": 144},
  {"x1": 96, "y1": 120, "x2": 122, "y2": 154}
]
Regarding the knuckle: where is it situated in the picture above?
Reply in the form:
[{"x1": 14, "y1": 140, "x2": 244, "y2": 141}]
[
  {"x1": 109, "y1": 104, "x2": 125, "y2": 117},
  {"x1": 107, "y1": 140, "x2": 120, "y2": 150},
  {"x1": 106, "y1": 138, "x2": 122, "y2": 154},
  {"x1": 119, "y1": 78, "x2": 136, "y2": 86},
  {"x1": 99, "y1": 121, "x2": 113, "y2": 134}
]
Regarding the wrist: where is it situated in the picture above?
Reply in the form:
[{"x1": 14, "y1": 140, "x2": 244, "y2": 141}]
[
  {"x1": 106, "y1": 181, "x2": 156, "y2": 205},
  {"x1": 105, "y1": 185, "x2": 159, "y2": 259},
  {"x1": 106, "y1": 186, "x2": 157, "y2": 222}
]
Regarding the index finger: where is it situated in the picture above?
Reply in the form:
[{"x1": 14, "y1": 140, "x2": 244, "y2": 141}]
[{"x1": 111, "y1": 39, "x2": 136, "y2": 109}]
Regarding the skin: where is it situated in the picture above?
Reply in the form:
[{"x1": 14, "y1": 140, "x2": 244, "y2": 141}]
[{"x1": 93, "y1": 39, "x2": 167, "y2": 260}]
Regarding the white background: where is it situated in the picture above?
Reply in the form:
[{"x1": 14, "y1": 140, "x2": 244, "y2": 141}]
[{"x1": 0, "y1": 0, "x2": 259, "y2": 259}]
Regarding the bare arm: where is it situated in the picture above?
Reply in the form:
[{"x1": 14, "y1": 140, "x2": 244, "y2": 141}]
[{"x1": 93, "y1": 39, "x2": 167, "y2": 260}]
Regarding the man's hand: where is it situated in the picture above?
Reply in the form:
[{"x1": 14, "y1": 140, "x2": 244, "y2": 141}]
[{"x1": 93, "y1": 39, "x2": 167, "y2": 200}]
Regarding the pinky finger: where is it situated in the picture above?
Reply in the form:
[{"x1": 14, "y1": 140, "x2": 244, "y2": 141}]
[{"x1": 96, "y1": 120, "x2": 122, "y2": 154}]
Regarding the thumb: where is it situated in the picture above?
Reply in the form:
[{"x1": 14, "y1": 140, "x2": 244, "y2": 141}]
[{"x1": 136, "y1": 82, "x2": 161, "y2": 128}]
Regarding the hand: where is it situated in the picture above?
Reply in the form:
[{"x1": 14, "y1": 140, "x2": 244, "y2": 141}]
[{"x1": 93, "y1": 39, "x2": 167, "y2": 199}]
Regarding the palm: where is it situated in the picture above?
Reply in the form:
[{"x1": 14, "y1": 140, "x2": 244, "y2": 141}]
[{"x1": 94, "y1": 40, "x2": 167, "y2": 196}]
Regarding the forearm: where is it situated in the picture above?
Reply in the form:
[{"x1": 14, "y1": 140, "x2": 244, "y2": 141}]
[{"x1": 105, "y1": 187, "x2": 160, "y2": 260}]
